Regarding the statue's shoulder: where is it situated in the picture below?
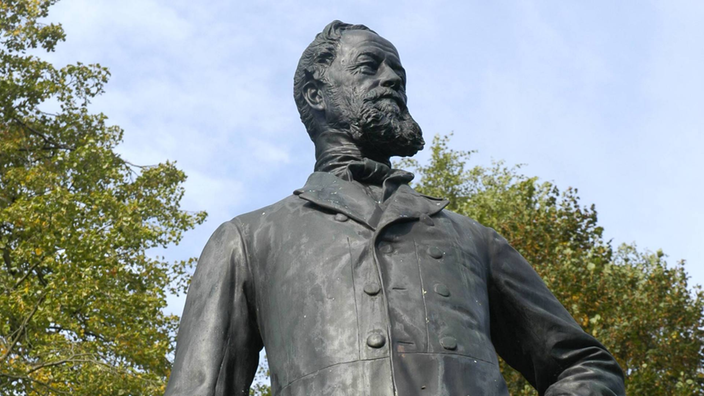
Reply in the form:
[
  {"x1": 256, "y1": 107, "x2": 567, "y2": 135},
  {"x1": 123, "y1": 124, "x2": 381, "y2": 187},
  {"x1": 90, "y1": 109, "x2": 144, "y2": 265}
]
[
  {"x1": 437, "y1": 207, "x2": 487, "y2": 230},
  {"x1": 228, "y1": 193, "x2": 306, "y2": 232},
  {"x1": 434, "y1": 207, "x2": 498, "y2": 247}
]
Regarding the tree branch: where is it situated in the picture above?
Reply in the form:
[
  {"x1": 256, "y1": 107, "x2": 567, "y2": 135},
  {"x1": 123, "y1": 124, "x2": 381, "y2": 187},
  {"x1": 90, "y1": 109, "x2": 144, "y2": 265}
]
[
  {"x1": 1, "y1": 294, "x2": 46, "y2": 362},
  {"x1": 0, "y1": 371, "x2": 70, "y2": 395},
  {"x1": 9, "y1": 257, "x2": 46, "y2": 292},
  {"x1": 11, "y1": 117, "x2": 74, "y2": 151},
  {"x1": 25, "y1": 354, "x2": 95, "y2": 374}
]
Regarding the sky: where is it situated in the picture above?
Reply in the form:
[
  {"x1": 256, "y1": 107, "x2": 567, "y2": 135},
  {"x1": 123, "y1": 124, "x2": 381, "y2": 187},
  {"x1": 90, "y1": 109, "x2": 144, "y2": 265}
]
[{"x1": 41, "y1": 0, "x2": 704, "y2": 316}]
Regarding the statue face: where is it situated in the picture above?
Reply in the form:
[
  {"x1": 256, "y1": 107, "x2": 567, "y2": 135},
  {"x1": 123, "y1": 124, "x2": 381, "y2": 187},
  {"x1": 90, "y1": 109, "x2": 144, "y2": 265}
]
[{"x1": 322, "y1": 30, "x2": 424, "y2": 158}]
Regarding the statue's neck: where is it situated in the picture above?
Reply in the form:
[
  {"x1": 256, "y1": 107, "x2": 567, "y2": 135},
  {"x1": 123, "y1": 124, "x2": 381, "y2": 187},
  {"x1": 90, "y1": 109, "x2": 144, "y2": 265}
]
[{"x1": 314, "y1": 128, "x2": 390, "y2": 176}]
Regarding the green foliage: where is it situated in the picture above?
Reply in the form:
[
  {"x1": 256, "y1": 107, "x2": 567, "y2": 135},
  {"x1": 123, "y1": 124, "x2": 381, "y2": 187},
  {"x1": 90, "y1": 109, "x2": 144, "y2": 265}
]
[
  {"x1": 400, "y1": 134, "x2": 704, "y2": 395},
  {"x1": 1, "y1": 1, "x2": 206, "y2": 394},
  {"x1": 249, "y1": 355, "x2": 272, "y2": 396}
]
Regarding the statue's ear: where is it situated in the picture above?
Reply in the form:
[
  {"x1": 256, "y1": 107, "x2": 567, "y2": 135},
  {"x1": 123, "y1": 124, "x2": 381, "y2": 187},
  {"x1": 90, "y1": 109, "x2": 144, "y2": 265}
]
[{"x1": 302, "y1": 74, "x2": 325, "y2": 112}]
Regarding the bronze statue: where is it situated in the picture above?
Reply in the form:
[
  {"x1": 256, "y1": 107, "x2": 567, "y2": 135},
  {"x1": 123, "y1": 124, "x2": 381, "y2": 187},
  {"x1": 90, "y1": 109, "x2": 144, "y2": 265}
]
[{"x1": 165, "y1": 21, "x2": 625, "y2": 396}]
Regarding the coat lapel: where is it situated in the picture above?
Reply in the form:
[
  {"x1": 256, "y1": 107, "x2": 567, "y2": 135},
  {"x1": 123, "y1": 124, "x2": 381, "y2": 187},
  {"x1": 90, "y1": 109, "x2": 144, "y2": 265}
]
[
  {"x1": 377, "y1": 183, "x2": 450, "y2": 230},
  {"x1": 294, "y1": 172, "x2": 450, "y2": 230},
  {"x1": 294, "y1": 172, "x2": 381, "y2": 229}
]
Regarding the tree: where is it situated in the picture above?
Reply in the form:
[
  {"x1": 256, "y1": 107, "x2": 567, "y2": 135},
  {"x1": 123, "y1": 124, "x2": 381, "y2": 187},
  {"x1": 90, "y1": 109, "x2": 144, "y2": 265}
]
[
  {"x1": 1, "y1": 1, "x2": 206, "y2": 395},
  {"x1": 400, "y1": 134, "x2": 704, "y2": 395}
]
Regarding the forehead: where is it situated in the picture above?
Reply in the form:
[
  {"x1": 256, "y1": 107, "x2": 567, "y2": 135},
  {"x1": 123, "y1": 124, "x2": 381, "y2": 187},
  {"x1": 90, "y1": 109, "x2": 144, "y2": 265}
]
[{"x1": 336, "y1": 30, "x2": 401, "y2": 63}]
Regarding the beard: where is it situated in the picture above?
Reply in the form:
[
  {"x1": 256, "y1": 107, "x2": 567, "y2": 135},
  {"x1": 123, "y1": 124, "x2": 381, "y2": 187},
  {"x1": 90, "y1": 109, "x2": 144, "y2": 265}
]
[{"x1": 327, "y1": 86, "x2": 424, "y2": 159}]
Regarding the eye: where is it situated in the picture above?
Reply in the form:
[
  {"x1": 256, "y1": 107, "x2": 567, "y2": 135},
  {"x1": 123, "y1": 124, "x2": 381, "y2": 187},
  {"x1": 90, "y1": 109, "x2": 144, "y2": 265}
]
[
  {"x1": 358, "y1": 61, "x2": 378, "y2": 74},
  {"x1": 355, "y1": 55, "x2": 380, "y2": 74}
]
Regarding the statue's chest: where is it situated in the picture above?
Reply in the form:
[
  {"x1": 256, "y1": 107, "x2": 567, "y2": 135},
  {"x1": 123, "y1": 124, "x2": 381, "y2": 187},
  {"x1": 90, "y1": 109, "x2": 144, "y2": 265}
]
[{"x1": 253, "y1": 208, "x2": 496, "y2": 386}]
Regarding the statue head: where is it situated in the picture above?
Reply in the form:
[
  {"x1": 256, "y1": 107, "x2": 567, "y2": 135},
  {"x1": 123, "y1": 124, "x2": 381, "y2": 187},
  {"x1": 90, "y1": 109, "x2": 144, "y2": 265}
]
[{"x1": 293, "y1": 20, "x2": 424, "y2": 162}]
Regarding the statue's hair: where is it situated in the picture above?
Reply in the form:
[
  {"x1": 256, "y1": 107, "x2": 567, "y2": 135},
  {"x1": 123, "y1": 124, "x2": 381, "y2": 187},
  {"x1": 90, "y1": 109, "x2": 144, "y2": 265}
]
[{"x1": 293, "y1": 20, "x2": 376, "y2": 140}]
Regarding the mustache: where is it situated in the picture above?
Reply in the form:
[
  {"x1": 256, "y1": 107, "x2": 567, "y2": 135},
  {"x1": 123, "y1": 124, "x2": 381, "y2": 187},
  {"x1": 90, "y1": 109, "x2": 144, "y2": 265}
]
[{"x1": 362, "y1": 88, "x2": 407, "y2": 110}]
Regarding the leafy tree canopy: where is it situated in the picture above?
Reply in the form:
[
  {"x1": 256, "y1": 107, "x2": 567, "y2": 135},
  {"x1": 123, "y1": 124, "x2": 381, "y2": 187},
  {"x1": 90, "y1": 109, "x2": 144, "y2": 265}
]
[{"x1": 1, "y1": 1, "x2": 206, "y2": 394}]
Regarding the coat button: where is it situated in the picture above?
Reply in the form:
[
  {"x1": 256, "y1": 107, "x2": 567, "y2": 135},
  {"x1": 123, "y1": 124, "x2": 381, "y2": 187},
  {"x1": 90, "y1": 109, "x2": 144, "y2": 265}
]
[
  {"x1": 334, "y1": 213, "x2": 349, "y2": 222},
  {"x1": 419, "y1": 214, "x2": 435, "y2": 227},
  {"x1": 440, "y1": 336, "x2": 457, "y2": 350},
  {"x1": 428, "y1": 246, "x2": 444, "y2": 259},
  {"x1": 367, "y1": 333, "x2": 386, "y2": 348},
  {"x1": 378, "y1": 242, "x2": 394, "y2": 254},
  {"x1": 434, "y1": 283, "x2": 450, "y2": 297},
  {"x1": 364, "y1": 283, "x2": 381, "y2": 296}
]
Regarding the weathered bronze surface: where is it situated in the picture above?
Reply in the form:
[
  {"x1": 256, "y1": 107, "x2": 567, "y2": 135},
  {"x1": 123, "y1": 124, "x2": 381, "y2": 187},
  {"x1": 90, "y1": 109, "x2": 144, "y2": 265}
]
[{"x1": 165, "y1": 21, "x2": 625, "y2": 396}]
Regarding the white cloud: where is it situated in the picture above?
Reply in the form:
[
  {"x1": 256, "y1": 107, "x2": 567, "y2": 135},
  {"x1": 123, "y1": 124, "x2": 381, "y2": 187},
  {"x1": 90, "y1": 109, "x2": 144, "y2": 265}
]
[
  {"x1": 182, "y1": 169, "x2": 245, "y2": 220},
  {"x1": 51, "y1": 0, "x2": 194, "y2": 51},
  {"x1": 249, "y1": 139, "x2": 291, "y2": 165}
]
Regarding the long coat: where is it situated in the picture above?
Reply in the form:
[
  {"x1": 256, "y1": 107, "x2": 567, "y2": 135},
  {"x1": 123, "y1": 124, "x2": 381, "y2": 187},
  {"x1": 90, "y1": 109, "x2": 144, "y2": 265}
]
[{"x1": 164, "y1": 172, "x2": 625, "y2": 396}]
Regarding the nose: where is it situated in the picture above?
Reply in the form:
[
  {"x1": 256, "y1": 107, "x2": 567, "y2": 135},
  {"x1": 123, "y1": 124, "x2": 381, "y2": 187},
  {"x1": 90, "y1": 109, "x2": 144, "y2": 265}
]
[{"x1": 379, "y1": 64, "x2": 402, "y2": 90}]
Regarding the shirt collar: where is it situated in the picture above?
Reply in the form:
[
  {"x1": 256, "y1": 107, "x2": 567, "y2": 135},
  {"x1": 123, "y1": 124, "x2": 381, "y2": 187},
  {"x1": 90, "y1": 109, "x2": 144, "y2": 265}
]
[{"x1": 294, "y1": 172, "x2": 449, "y2": 230}]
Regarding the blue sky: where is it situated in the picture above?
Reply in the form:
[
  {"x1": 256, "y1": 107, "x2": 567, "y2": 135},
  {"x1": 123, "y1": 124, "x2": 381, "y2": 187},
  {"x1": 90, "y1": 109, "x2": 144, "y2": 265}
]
[{"x1": 43, "y1": 0, "x2": 703, "y2": 315}]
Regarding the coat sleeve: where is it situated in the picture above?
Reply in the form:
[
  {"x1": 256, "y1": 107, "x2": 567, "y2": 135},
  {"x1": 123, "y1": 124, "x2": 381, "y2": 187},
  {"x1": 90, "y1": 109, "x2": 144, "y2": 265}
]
[
  {"x1": 164, "y1": 220, "x2": 263, "y2": 396},
  {"x1": 486, "y1": 229, "x2": 625, "y2": 396}
]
